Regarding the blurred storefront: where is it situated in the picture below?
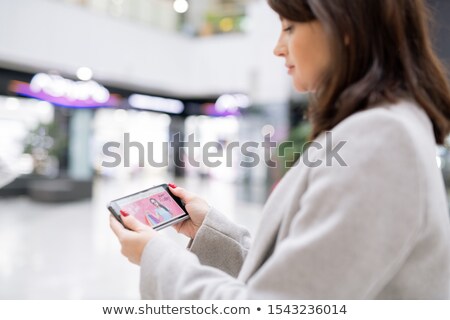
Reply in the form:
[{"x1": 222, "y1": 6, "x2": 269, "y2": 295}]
[{"x1": 0, "y1": 66, "x2": 279, "y2": 203}]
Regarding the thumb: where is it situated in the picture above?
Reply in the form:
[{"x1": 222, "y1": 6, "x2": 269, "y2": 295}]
[{"x1": 120, "y1": 210, "x2": 149, "y2": 232}]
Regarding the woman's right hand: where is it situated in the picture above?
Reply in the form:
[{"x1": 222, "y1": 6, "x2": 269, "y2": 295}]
[{"x1": 169, "y1": 184, "x2": 210, "y2": 239}]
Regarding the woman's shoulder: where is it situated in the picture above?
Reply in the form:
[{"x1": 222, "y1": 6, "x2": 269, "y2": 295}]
[
  {"x1": 332, "y1": 99, "x2": 434, "y2": 142},
  {"x1": 312, "y1": 99, "x2": 436, "y2": 163},
  {"x1": 308, "y1": 99, "x2": 436, "y2": 177}
]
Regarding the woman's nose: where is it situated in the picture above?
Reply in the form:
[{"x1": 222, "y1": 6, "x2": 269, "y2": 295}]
[{"x1": 273, "y1": 40, "x2": 286, "y2": 57}]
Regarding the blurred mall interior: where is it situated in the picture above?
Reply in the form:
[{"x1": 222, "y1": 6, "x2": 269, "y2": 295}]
[{"x1": 0, "y1": 0, "x2": 450, "y2": 299}]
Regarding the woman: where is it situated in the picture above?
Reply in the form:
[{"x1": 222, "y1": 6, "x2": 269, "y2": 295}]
[
  {"x1": 145, "y1": 198, "x2": 173, "y2": 226},
  {"x1": 110, "y1": 0, "x2": 450, "y2": 299}
]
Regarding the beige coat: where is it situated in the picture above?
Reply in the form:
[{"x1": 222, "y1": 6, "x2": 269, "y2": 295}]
[{"x1": 140, "y1": 100, "x2": 450, "y2": 299}]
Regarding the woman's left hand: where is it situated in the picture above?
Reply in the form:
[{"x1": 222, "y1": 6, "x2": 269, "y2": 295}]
[{"x1": 110, "y1": 212, "x2": 158, "y2": 265}]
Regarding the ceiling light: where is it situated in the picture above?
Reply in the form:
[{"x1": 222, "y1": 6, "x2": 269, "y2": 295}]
[
  {"x1": 173, "y1": 0, "x2": 189, "y2": 14},
  {"x1": 76, "y1": 67, "x2": 93, "y2": 81}
]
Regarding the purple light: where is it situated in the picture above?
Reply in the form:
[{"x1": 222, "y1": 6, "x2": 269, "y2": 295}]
[
  {"x1": 10, "y1": 81, "x2": 121, "y2": 108},
  {"x1": 202, "y1": 103, "x2": 240, "y2": 117}
]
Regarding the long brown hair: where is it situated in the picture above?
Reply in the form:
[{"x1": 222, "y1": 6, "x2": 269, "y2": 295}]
[{"x1": 268, "y1": 0, "x2": 450, "y2": 144}]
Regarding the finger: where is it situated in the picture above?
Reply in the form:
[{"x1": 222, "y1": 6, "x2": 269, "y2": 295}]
[
  {"x1": 172, "y1": 220, "x2": 184, "y2": 232},
  {"x1": 121, "y1": 214, "x2": 150, "y2": 232},
  {"x1": 169, "y1": 186, "x2": 195, "y2": 202},
  {"x1": 110, "y1": 214, "x2": 126, "y2": 238}
]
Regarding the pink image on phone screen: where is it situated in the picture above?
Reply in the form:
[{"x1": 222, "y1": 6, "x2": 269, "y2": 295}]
[{"x1": 120, "y1": 187, "x2": 185, "y2": 227}]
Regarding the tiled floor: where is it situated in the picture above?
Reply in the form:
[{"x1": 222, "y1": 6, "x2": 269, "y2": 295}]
[{"x1": 0, "y1": 173, "x2": 266, "y2": 299}]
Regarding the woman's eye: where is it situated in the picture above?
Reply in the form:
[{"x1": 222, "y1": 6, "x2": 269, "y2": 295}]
[{"x1": 283, "y1": 25, "x2": 293, "y2": 33}]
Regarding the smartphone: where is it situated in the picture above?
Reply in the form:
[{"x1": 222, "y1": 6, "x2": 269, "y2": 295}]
[{"x1": 107, "y1": 183, "x2": 189, "y2": 231}]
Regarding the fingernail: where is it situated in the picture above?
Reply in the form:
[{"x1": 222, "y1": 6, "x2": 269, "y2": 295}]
[
  {"x1": 168, "y1": 183, "x2": 177, "y2": 189},
  {"x1": 120, "y1": 210, "x2": 129, "y2": 217}
]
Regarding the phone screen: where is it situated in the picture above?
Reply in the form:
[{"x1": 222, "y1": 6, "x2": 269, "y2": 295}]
[{"x1": 113, "y1": 185, "x2": 187, "y2": 229}]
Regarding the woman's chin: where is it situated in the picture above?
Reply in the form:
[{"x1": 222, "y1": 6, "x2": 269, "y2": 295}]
[
  {"x1": 293, "y1": 82, "x2": 309, "y2": 93},
  {"x1": 292, "y1": 78, "x2": 318, "y2": 93}
]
